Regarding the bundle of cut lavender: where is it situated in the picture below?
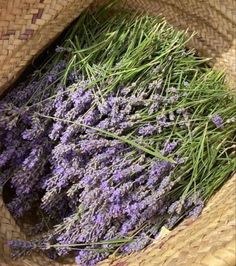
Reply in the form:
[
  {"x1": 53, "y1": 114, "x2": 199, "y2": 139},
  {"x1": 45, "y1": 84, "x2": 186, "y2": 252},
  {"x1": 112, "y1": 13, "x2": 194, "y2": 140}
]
[{"x1": 0, "y1": 3, "x2": 235, "y2": 266}]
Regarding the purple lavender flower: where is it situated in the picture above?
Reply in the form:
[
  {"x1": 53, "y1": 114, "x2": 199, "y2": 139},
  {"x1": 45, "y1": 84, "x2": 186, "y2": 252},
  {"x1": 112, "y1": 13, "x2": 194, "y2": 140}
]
[
  {"x1": 113, "y1": 163, "x2": 143, "y2": 183},
  {"x1": 81, "y1": 188, "x2": 102, "y2": 209},
  {"x1": 104, "y1": 226, "x2": 118, "y2": 240},
  {"x1": 54, "y1": 98, "x2": 73, "y2": 118},
  {"x1": 138, "y1": 124, "x2": 156, "y2": 136},
  {"x1": 75, "y1": 250, "x2": 108, "y2": 266},
  {"x1": 96, "y1": 100, "x2": 111, "y2": 115},
  {"x1": 22, "y1": 146, "x2": 43, "y2": 169},
  {"x1": 8, "y1": 240, "x2": 36, "y2": 258},
  {"x1": 72, "y1": 89, "x2": 93, "y2": 114},
  {"x1": 7, "y1": 193, "x2": 39, "y2": 218},
  {"x1": 82, "y1": 108, "x2": 101, "y2": 126},
  {"x1": 51, "y1": 143, "x2": 78, "y2": 163},
  {"x1": 119, "y1": 121, "x2": 134, "y2": 130},
  {"x1": 121, "y1": 233, "x2": 150, "y2": 254},
  {"x1": 167, "y1": 200, "x2": 183, "y2": 215},
  {"x1": 187, "y1": 199, "x2": 204, "y2": 218},
  {"x1": 10, "y1": 145, "x2": 46, "y2": 196},
  {"x1": 175, "y1": 157, "x2": 187, "y2": 165},
  {"x1": 156, "y1": 114, "x2": 167, "y2": 126},
  {"x1": 53, "y1": 86, "x2": 66, "y2": 109},
  {"x1": 211, "y1": 114, "x2": 224, "y2": 128},
  {"x1": 0, "y1": 147, "x2": 15, "y2": 168},
  {"x1": 109, "y1": 204, "x2": 122, "y2": 218},
  {"x1": 147, "y1": 160, "x2": 173, "y2": 186},
  {"x1": 167, "y1": 95, "x2": 179, "y2": 104},
  {"x1": 135, "y1": 174, "x2": 148, "y2": 185},
  {"x1": 162, "y1": 140, "x2": 179, "y2": 155},
  {"x1": 148, "y1": 101, "x2": 160, "y2": 115},
  {"x1": 79, "y1": 139, "x2": 110, "y2": 155},
  {"x1": 49, "y1": 121, "x2": 65, "y2": 140},
  {"x1": 97, "y1": 118, "x2": 110, "y2": 129},
  {"x1": 46, "y1": 60, "x2": 67, "y2": 84},
  {"x1": 60, "y1": 124, "x2": 81, "y2": 144},
  {"x1": 120, "y1": 220, "x2": 135, "y2": 236},
  {"x1": 166, "y1": 214, "x2": 180, "y2": 229}
]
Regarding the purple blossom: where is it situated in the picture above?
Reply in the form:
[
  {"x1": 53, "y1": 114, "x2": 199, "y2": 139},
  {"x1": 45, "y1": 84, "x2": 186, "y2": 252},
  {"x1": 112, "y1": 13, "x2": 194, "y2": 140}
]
[
  {"x1": 51, "y1": 143, "x2": 78, "y2": 163},
  {"x1": 97, "y1": 118, "x2": 110, "y2": 129},
  {"x1": 49, "y1": 121, "x2": 64, "y2": 140},
  {"x1": 135, "y1": 174, "x2": 148, "y2": 185},
  {"x1": 8, "y1": 240, "x2": 36, "y2": 258},
  {"x1": 162, "y1": 140, "x2": 179, "y2": 155},
  {"x1": 156, "y1": 114, "x2": 167, "y2": 126},
  {"x1": 109, "y1": 204, "x2": 122, "y2": 217},
  {"x1": 22, "y1": 146, "x2": 44, "y2": 169},
  {"x1": 11, "y1": 146, "x2": 46, "y2": 196},
  {"x1": 120, "y1": 220, "x2": 135, "y2": 235},
  {"x1": 166, "y1": 214, "x2": 180, "y2": 229},
  {"x1": 187, "y1": 199, "x2": 204, "y2": 218},
  {"x1": 54, "y1": 98, "x2": 73, "y2": 118},
  {"x1": 147, "y1": 160, "x2": 173, "y2": 186},
  {"x1": 72, "y1": 89, "x2": 93, "y2": 113},
  {"x1": 7, "y1": 193, "x2": 39, "y2": 218},
  {"x1": 53, "y1": 86, "x2": 66, "y2": 109},
  {"x1": 211, "y1": 114, "x2": 224, "y2": 128},
  {"x1": 167, "y1": 95, "x2": 179, "y2": 104},
  {"x1": 79, "y1": 139, "x2": 110, "y2": 155},
  {"x1": 138, "y1": 124, "x2": 156, "y2": 136},
  {"x1": 75, "y1": 250, "x2": 108, "y2": 266},
  {"x1": 175, "y1": 157, "x2": 187, "y2": 165},
  {"x1": 60, "y1": 124, "x2": 80, "y2": 143},
  {"x1": 104, "y1": 226, "x2": 118, "y2": 240},
  {"x1": 81, "y1": 188, "x2": 102, "y2": 209},
  {"x1": 83, "y1": 108, "x2": 101, "y2": 126},
  {"x1": 121, "y1": 233, "x2": 150, "y2": 254},
  {"x1": 113, "y1": 163, "x2": 143, "y2": 183},
  {"x1": 148, "y1": 101, "x2": 160, "y2": 115},
  {"x1": 46, "y1": 60, "x2": 67, "y2": 84},
  {"x1": 94, "y1": 213, "x2": 106, "y2": 225},
  {"x1": 0, "y1": 147, "x2": 15, "y2": 168},
  {"x1": 96, "y1": 100, "x2": 111, "y2": 115},
  {"x1": 167, "y1": 200, "x2": 184, "y2": 216}
]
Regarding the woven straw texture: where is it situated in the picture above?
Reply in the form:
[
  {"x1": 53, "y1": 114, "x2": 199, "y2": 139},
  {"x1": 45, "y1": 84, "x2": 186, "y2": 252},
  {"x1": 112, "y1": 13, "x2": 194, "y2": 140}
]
[{"x1": 0, "y1": 0, "x2": 236, "y2": 266}]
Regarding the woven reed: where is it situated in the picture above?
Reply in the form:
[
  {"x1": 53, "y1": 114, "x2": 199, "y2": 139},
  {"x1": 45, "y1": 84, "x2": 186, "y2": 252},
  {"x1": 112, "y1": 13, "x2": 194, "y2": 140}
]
[{"x1": 0, "y1": 0, "x2": 236, "y2": 265}]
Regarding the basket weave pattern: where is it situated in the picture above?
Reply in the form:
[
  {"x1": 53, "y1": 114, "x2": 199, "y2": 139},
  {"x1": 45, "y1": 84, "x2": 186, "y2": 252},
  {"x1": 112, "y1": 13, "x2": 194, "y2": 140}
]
[
  {"x1": 0, "y1": 0, "x2": 93, "y2": 95},
  {"x1": 0, "y1": 1, "x2": 236, "y2": 265}
]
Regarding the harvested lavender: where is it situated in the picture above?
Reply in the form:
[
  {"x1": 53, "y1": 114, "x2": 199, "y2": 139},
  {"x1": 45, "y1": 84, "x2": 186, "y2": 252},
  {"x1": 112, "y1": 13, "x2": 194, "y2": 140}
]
[{"x1": 1, "y1": 4, "x2": 236, "y2": 266}]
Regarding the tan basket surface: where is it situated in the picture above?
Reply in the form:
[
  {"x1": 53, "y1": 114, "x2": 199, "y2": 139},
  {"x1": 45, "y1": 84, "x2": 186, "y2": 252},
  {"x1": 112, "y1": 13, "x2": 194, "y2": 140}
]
[{"x1": 0, "y1": 0, "x2": 236, "y2": 265}]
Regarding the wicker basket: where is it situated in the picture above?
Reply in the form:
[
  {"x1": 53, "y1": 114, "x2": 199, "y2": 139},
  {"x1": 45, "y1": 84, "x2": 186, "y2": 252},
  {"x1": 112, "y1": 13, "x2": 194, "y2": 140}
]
[{"x1": 0, "y1": 1, "x2": 236, "y2": 265}]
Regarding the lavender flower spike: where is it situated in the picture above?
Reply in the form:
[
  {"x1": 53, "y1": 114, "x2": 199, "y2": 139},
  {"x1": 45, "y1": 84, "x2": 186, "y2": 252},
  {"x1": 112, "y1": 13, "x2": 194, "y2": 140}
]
[{"x1": 211, "y1": 114, "x2": 224, "y2": 128}]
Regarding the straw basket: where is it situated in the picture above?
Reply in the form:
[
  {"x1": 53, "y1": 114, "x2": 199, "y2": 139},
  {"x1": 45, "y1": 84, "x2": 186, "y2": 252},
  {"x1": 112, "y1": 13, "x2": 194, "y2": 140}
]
[{"x1": 0, "y1": 1, "x2": 236, "y2": 265}]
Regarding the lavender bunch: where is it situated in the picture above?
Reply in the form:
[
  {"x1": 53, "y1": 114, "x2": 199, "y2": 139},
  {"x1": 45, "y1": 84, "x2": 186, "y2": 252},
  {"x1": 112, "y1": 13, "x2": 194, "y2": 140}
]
[{"x1": 1, "y1": 4, "x2": 235, "y2": 266}]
